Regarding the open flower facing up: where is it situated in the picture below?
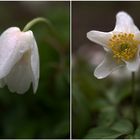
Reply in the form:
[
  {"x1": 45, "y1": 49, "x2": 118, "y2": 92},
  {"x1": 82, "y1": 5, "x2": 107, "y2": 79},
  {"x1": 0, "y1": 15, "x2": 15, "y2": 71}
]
[
  {"x1": 87, "y1": 11, "x2": 140, "y2": 79},
  {"x1": 0, "y1": 27, "x2": 39, "y2": 94}
]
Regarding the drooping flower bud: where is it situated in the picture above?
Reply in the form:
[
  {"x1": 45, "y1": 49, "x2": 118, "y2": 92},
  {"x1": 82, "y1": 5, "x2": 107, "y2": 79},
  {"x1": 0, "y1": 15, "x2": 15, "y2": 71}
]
[{"x1": 0, "y1": 27, "x2": 39, "y2": 94}]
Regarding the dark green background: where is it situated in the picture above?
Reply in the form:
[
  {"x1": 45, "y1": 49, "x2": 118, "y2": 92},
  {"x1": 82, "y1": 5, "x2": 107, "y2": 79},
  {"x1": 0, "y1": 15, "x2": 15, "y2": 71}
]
[
  {"x1": 73, "y1": 1, "x2": 140, "y2": 139},
  {"x1": 0, "y1": 1, "x2": 69, "y2": 139}
]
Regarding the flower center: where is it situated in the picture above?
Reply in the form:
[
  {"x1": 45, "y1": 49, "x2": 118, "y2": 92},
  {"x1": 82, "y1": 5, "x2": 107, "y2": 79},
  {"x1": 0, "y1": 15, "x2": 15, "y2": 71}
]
[{"x1": 108, "y1": 33, "x2": 139, "y2": 63}]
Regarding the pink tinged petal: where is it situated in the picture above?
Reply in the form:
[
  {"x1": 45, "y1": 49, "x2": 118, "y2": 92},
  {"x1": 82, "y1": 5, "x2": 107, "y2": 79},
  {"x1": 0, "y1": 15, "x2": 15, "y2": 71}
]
[
  {"x1": 114, "y1": 11, "x2": 139, "y2": 33},
  {"x1": 121, "y1": 29, "x2": 140, "y2": 72},
  {"x1": 87, "y1": 31, "x2": 112, "y2": 51},
  {"x1": 94, "y1": 53, "x2": 123, "y2": 79},
  {"x1": 30, "y1": 32, "x2": 40, "y2": 93},
  {"x1": 134, "y1": 32, "x2": 140, "y2": 40},
  {"x1": 0, "y1": 27, "x2": 31, "y2": 79},
  {"x1": 4, "y1": 51, "x2": 32, "y2": 94},
  {"x1": 0, "y1": 27, "x2": 38, "y2": 94}
]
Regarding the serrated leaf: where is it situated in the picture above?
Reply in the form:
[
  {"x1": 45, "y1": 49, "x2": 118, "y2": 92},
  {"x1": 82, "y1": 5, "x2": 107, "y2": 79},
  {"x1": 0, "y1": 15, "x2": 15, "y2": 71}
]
[
  {"x1": 84, "y1": 126, "x2": 123, "y2": 139},
  {"x1": 111, "y1": 119, "x2": 133, "y2": 135},
  {"x1": 105, "y1": 85, "x2": 131, "y2": 105},
  {"x1": 98, "y1": 106, "x2": 118, "y2": 127}
]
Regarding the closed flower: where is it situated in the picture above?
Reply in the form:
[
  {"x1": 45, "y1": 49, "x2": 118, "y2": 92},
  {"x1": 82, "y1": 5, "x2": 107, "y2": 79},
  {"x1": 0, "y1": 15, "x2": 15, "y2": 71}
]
[{"x1": 0, "y1": 27, "x2": 39, "y2": 94}]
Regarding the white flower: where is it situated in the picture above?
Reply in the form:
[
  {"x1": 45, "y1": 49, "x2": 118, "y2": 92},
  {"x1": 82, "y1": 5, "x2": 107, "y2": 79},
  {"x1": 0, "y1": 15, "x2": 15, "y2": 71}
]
[
  {"x1": 87, "y1": 11, "x2": 140, "y2": 79},
  {"x1": 0, "y1": 27, "x2": 39, "y2": 94}
]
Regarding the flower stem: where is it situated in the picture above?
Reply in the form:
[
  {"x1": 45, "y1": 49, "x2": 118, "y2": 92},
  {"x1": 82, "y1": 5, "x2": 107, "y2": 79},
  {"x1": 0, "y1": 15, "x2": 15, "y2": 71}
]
[
  {"x1": 22, "y1": 17, "x2": 60, "y2": 43},
  {"x1": 132, "y1": 72, "x2": 137, "y2": 129}
]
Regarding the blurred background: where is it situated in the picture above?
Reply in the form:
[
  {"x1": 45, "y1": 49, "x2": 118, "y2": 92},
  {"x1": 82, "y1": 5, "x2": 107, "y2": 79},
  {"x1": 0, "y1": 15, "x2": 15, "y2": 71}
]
[
  {"x1": 72, "y1": 1, "x2": 140, "y2": 139},
  {"x1": 0, "y1": 1, "x2": 69, "y2": 139}
]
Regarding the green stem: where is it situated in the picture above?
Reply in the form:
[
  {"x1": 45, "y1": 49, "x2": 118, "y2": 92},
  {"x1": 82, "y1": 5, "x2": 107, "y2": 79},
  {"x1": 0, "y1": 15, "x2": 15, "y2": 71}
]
[
  {"x1": 23, "y1": 17, "x2": 48, "y2": 31},
  {"x1": 132, "y1": 72, "x2": 137, "y2": 129},
  {"x1": 22, "y1": 17, "x2": 61, "y2": 44},
  {"x1": 22, "y1": 17, "x2": 66, "y2": 67}
]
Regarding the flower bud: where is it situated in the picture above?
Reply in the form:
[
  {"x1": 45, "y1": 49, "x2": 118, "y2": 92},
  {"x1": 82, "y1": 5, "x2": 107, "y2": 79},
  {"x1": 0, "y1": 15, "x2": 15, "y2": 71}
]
[{"x1": 0, "y1": 27, "x2": 39, "y2": 94}]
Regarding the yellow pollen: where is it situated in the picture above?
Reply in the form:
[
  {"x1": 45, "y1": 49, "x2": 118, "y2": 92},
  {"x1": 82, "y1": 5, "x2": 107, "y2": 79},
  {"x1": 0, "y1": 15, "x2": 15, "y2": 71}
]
[{"x1": 108, "y1": 33, "x2": 139, "y2": 63}]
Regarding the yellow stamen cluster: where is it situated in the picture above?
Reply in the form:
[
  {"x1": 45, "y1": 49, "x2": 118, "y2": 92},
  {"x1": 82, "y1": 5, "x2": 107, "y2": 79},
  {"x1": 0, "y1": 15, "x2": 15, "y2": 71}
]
[{"x1": 108, "y1": 33, "x2": 139, "y2": 63}]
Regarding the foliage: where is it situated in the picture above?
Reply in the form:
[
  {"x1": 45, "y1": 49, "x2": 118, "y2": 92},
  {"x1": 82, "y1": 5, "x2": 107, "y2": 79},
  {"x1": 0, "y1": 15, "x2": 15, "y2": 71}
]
[
  {"x1": 0, "y1": 2, "x2": 69, "y2": 139},
  {"x1": 73, "y1": 56, "x2": 140, "y2": 139}
]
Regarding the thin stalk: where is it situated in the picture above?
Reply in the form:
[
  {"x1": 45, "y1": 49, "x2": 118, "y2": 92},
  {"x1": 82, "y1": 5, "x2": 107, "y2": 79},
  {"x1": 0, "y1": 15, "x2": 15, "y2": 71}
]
[
  {"x1": 132, "y1": 72, "x2": 137, "y2": 129},
  {"x1": 22, "y1": 17, "x2": 62, "y2": 46}
]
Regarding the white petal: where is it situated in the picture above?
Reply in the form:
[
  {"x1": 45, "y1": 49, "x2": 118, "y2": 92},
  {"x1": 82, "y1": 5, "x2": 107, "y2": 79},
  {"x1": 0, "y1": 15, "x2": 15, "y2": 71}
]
[
  {"x1": 30, "y1": 32, "x2": 39, "y2": 93},
  {"x1": 4, "y1": 51, "x2": 32, "y2": 94},
  {"x1": 0, "y1": 27, "x2": 31, "y2": 79},
  {"x1": 134, "y1": 32, "x2": 140, "y2": 40},
  {"x1": 87, "y1": 30, "x2": 112, "y2": 50},
  {"x1": 125, "y1": 50, "x2": 140, "y2": 72},
  {"x1": 114, "y1": 11, "x2": 139, "y2": 33},
  {"x1": 94, "y1": 53, "x2": 123, "y2": 79}
]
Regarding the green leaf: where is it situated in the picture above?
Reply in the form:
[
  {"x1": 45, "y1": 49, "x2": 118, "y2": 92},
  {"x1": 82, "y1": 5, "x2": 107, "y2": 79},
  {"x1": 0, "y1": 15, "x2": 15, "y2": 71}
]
[
  {"x1": 111, "y1": 119, "x2": 133, "y2": 135},
  {"x1": 105, "y1": 85, "x2": 131, "y2": 105},
  {"x1": 134, "y1": 126, "x2": 140, "y2": 138},
  {"x1": 98, "y1": 106, "x2": 118, "y2": 127},
  {"x1": 84, "y1": 127, "x2": 123, "y2": 139}
]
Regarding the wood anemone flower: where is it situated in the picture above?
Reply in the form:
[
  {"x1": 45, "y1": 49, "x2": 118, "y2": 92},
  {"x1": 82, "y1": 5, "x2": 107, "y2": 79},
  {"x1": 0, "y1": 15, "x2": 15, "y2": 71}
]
[
  {"x1": 87, "y1": 11, "x2": 140, "y2": 79},
  {"x1": 0, "y1": 27, "x2": 39, "y2": 94}
]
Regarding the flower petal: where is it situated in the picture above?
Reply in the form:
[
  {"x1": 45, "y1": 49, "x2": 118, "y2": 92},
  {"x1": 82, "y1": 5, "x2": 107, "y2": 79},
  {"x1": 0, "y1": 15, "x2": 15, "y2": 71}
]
[
  {"x1": 125, "y1": 50, "x2": 140, "y2": 72},
  {"x1": 114, "y1": 11, "x2": 139, "y2": 33},
  {"x1": 87, "y1": 30, "x2": 112, "y2": 50},
  {"x1": 4, "y1": 51, "x2": 32, "y2": 94},
  {"x1": 0, "y1": 27, "x2": 31, "y2": 79},
  {"x1": 30, "y1": 31, "x2": 40, "y2": 93},
  {"x1": 134, "y1": 32, "x2": 140, "y2": 40},
  {"x1": 94, "y1": 53, "x2": 123, "y2": 79}
]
